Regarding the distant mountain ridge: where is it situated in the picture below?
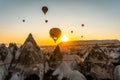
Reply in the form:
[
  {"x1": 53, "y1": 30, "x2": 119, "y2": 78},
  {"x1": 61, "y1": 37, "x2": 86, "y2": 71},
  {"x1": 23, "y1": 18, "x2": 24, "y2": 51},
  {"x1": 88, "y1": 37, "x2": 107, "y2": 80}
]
[{"x1": 60, "y1": 40, "x2": 120, "y2": 46}]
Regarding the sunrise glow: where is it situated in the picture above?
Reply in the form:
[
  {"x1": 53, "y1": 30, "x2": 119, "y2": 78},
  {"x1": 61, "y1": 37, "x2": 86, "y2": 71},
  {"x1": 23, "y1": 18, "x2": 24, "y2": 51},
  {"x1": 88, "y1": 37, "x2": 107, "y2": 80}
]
[
  {"x1": 61, "y1": 36, "x2": 69, "y2": 42},
  {"x1": 0, "y1": 0, "x2": 120, "y2": 45}
]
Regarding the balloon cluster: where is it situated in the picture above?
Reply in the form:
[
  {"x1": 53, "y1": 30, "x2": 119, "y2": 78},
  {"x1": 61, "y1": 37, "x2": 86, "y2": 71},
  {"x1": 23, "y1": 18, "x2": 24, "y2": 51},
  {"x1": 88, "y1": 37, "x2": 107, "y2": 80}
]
[
  {"x1": 70, "y1": 24, "x2": 84, "y2": 38},
  {"x1": 42, "y1": 6, "x2": 48, "y2": 23},
  {"x1": 42, "y1": 6, "x2": 62, "y2": 43}
]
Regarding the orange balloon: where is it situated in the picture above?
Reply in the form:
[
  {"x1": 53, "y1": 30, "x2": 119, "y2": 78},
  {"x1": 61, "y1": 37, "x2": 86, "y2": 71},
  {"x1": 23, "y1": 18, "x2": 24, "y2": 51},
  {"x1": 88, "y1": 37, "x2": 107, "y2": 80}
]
[{"x1": 49, "y1": 28, "x2": 61, "y2": 43}]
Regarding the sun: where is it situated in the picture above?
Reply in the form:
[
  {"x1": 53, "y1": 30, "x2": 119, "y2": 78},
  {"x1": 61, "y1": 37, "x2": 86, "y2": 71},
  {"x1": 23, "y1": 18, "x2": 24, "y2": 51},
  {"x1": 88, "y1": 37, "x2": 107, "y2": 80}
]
[{"x1": 61, "y1": 36, "x2": 69, "y2": 42}]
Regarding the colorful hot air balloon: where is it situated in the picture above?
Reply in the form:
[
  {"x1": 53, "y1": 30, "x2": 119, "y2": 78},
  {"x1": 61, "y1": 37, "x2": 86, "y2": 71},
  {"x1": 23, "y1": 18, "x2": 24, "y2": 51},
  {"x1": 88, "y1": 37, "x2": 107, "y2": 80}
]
[
  {"x1": 42, "y1": 6, "x2": 48, "y2": 15},
  {"x1": 49, "y1": 28, "x2": 61, "y2": 43}
]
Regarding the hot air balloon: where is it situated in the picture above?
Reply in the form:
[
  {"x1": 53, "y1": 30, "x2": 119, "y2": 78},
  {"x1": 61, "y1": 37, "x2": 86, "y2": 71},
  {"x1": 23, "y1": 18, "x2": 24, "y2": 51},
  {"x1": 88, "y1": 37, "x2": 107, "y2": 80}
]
[
  {"x1": 81, "y1": 35, "x2": 83, "y2": 38},
  {"x1": 49, "y1": 28, "x2": 61, "y2": 43},
  {"x1": 82, "y1": 24, "x2": 84, "y2": 27},
  {"x1": 45, "y1": 20, "x2": 48, "y2": 23},
  {"x1": 23, "y1": 19, "x2": 25, "y2": 22},
  {"x1": 71, "y1": 30, "x2": 73, "y2": 34},
  {"x1": 42, "y1": 6, "x2": 48, "y2": 15}
]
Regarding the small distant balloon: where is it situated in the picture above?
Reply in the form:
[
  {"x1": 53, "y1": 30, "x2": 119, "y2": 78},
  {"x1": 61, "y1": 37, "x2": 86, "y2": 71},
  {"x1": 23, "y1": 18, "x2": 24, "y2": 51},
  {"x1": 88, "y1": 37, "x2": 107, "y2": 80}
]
[
  {"x1": 82, "y1": 24, "x2": 84, "y2": 27},
  {"x1": 42, "y1": 6, "x2": 48, "y2": 15},
  {"x1": 71, "y1": 30, "x2": 73, "y2": 34},
  {"x1": 45, "y1": 20, "x2": 48, "y2": 23},
  {"x1": 22, "y1": 19, "x2": 25, "y2": 22},
  {"x1": 81, "y1": 35, "x2": 83, "y2": 38}
]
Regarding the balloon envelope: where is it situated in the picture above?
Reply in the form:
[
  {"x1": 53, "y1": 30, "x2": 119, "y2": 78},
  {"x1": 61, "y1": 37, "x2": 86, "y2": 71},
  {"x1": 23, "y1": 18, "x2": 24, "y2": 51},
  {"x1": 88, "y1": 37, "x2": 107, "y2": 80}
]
[
  {"x1": 23, "y1": 19, "x2": 25, "y2": 22},
  {"x1": 82, "y1": 24, "x2": 84, "y2": 27},
  {"x1": 42, "y1": 6, "x2": 48, "y2": 15},
  {"x1": 49, "y1": 28, "x2": 61, "y2": 43},
  {"x1": 81, "y1": 35, "x2": 83, "y2": 38},
  {"x1": 71, "y1": 30, "x2": 73, "y2": 33},
  {"x1": 45, "y1": 20, "x2": 48, "y2": 23}
]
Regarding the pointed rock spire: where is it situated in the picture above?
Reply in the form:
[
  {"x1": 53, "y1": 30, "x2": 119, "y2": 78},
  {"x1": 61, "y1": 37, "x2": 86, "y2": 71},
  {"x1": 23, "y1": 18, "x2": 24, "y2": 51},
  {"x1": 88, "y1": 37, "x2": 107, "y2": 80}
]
[
  {"x1": 16, "y1": 33, "x2": 43, "y2": 65},
  {"x1": 50, "y1": 45, "x2": 63, "y2": 61},
  {"x1": 23, "y1": 33, "x2": 38, "y2": 48}
]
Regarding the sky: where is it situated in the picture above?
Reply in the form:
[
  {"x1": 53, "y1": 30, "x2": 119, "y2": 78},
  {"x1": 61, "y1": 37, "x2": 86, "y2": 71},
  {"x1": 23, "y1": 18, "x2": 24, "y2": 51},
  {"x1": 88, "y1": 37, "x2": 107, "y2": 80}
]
[{"x1": 0, "y1": 0, "x2": 120, "y2": 45}]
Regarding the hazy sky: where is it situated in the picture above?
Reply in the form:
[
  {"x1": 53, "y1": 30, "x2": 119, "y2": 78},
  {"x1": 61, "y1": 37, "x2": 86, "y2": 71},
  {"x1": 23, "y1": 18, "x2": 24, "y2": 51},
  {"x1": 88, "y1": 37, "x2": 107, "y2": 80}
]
[{"x1": 0, "y1": 0, "x2": 120, "y2": 45}]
